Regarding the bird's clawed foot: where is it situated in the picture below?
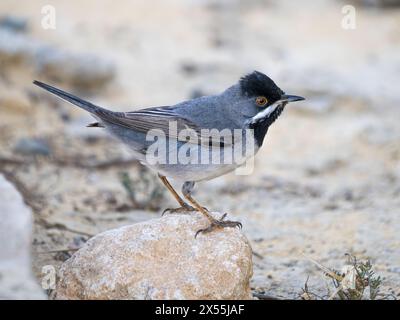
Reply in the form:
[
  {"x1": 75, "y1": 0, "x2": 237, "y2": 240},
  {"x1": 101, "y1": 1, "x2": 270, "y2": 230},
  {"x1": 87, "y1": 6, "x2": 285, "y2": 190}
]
[
  {"x1": 162, "y1": 204, "x2": 211, "y2": 216},
  {"x1": 162, "y1": 203, "x2": 197, "y2": 216},
  {"x1": 195, "y1": 213, "x2": 242, "y2": 238}
]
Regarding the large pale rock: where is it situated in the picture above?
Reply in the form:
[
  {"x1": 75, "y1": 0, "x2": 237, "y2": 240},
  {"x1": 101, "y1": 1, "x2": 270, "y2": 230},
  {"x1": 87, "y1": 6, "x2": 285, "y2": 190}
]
[
  {"x1": 55, "y1": 212, "x2": 253, "y2": 300},
  {"x1": 0, "y1": 175, "x2": 45, "y2": 299}
]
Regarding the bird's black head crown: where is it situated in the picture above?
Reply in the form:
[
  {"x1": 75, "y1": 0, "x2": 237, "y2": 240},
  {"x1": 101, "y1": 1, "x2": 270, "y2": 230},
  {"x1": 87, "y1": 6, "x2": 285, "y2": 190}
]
[{"x1": 239, "y1": 71, "x2": 284, "y2": 104}]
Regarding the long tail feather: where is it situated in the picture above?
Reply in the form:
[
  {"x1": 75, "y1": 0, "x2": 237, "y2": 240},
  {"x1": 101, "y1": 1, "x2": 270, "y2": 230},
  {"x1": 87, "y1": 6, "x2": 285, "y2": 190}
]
[{"x1": 33, "y1": 80, "x2": 111, "y2": 115}]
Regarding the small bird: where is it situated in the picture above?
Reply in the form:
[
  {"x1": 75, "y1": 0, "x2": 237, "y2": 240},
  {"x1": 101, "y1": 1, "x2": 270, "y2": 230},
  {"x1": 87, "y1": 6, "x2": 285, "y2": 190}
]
[{"x1": 33, "y1": 71, "x2": 304, "y2": 236}]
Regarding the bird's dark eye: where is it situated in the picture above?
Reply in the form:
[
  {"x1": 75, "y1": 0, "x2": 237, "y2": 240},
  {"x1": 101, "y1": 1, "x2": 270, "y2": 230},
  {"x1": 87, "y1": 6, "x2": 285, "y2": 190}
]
[{"x1": 255, "y1": 96, "x2": 268, "y2": 107}]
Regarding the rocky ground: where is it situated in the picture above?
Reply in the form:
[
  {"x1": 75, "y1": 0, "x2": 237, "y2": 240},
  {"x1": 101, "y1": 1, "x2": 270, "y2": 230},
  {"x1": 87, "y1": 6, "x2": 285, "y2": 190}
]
[{"x1": 0, "y1": 0, "x2": 399, "y2": 299}]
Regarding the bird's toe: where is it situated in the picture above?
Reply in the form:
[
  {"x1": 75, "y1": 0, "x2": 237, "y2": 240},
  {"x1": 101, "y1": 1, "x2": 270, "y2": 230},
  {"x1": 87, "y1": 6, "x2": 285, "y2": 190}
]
[
  {"x1": 162, "y1": 204, "x2": 197, "y2": 216},
  {"x1": 195, "y1": 215, "x2": 242, "y2": 237}
]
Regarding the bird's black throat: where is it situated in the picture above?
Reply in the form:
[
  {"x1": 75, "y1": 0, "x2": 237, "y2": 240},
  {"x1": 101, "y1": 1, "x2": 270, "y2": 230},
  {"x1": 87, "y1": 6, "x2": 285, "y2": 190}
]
[{"x1": 249, "y1": 105, "x2": 285, "y2": 147}]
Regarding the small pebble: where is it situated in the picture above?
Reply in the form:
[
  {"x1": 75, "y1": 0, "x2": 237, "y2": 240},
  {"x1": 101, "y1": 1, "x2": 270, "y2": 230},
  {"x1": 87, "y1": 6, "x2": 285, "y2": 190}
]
[{"x1": 14, "y1": 137, "x2": 51, "y2": 156}]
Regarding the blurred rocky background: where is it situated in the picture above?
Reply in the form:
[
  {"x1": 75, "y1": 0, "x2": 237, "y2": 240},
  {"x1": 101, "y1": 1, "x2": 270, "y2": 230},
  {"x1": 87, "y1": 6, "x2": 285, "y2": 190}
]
[{"x1": 0, "y1": 0, "x2": 399, "y2": 299}]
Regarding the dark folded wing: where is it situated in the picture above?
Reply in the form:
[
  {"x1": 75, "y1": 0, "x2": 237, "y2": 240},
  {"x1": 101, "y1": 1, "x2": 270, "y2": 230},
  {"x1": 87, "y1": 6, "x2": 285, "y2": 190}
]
[{"x1": 96, "y1": 106, "x2": 231, "y2": 146}]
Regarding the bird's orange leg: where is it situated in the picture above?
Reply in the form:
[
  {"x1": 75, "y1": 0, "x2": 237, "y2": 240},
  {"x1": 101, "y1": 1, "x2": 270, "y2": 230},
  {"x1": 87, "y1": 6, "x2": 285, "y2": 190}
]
[
  {"x1": 181, "y1": 181, "x2": 242, "y2": 237},
  {"x1": 158, "y1": 174, "x2": 196, "y2": 215}
]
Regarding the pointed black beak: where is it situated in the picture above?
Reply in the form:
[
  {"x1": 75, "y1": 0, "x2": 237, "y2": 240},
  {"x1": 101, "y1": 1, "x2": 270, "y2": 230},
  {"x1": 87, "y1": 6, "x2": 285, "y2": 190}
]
[{"x1": 280, "y1": 94, "x2": 305, "y2": 103}]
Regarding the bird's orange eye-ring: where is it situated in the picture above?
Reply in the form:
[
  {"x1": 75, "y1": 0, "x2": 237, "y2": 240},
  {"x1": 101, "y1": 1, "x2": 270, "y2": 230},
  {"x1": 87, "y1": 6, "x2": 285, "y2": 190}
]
[{"x1": 256, "y1": 96, "x2": 268, "y2": 107}]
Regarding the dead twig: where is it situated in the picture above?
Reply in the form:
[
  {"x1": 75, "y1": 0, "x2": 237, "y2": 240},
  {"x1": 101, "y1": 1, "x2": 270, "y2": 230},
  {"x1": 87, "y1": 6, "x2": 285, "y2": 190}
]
[
  {"x1": 38, "y1": 218, "x2": 94, "y2": 237},
  {"x1": 301, "y1": 253, "x2": 343, "y2": 282},
  {"x1": 36, "y1": 248, "x2": 80, "y2": 254},
  {"x1": 0, "y1": 155, "x2": 139, "y2": 170},
  {"x1": 0, "y1": 156, "x2": 28, "y2": 166},
  {"x1": 252, "y1": 250, "x2": 264, "y2": 259},
  {"x1": 51, "y1": 156, "x2": 139, "y2": 169},
  {"x1": 252, "y1": 293, "x2": 280, "y2": 300}
]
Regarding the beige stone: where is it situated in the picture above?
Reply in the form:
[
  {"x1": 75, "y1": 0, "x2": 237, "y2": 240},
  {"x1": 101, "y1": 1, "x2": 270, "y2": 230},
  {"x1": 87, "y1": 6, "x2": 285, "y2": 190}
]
[
  {"x1": 0, "y1": 87, "x2": 31, "y2": 112},
  {"x1": 55, "y1": 212, "x2": 253, "y2": 300}
]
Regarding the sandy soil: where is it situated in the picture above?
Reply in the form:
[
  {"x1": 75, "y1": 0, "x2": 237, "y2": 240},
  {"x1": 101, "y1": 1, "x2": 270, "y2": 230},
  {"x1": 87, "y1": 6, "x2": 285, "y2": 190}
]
[{"x1": 0, "y1": 0, "x2": 399, "y2": 299}]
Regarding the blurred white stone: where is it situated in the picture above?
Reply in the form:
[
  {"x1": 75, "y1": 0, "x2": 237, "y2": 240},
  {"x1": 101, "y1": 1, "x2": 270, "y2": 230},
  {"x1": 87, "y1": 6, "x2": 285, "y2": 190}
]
[
  {"x1": 0, "y1": 28, "x2": 114, "y2": 90},
  {"x1": 55, "y1": 212, "x2": 253, "y2": 300},
  {"x1": 37, "y1": 50, "x2": 115, "y2": 90},
  {"x1": 0, "y1": 15, "x2": 28, "y2": 33},
  {"x1": 13, "y1": 137, "x2": 51, "y2": 156},
  {"x1": 0, "y1": 174, "x2": 45, "y2": 300}
]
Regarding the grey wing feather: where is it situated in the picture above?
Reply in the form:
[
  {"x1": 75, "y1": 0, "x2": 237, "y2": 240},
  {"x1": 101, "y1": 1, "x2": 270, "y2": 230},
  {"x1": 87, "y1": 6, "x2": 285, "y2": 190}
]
[
  {"x1": 102, "y1": 106, "x2": 232, "y2": 146},
  {"x1": 99, "y1": 106, "x2": 200, "y2": 140}
]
